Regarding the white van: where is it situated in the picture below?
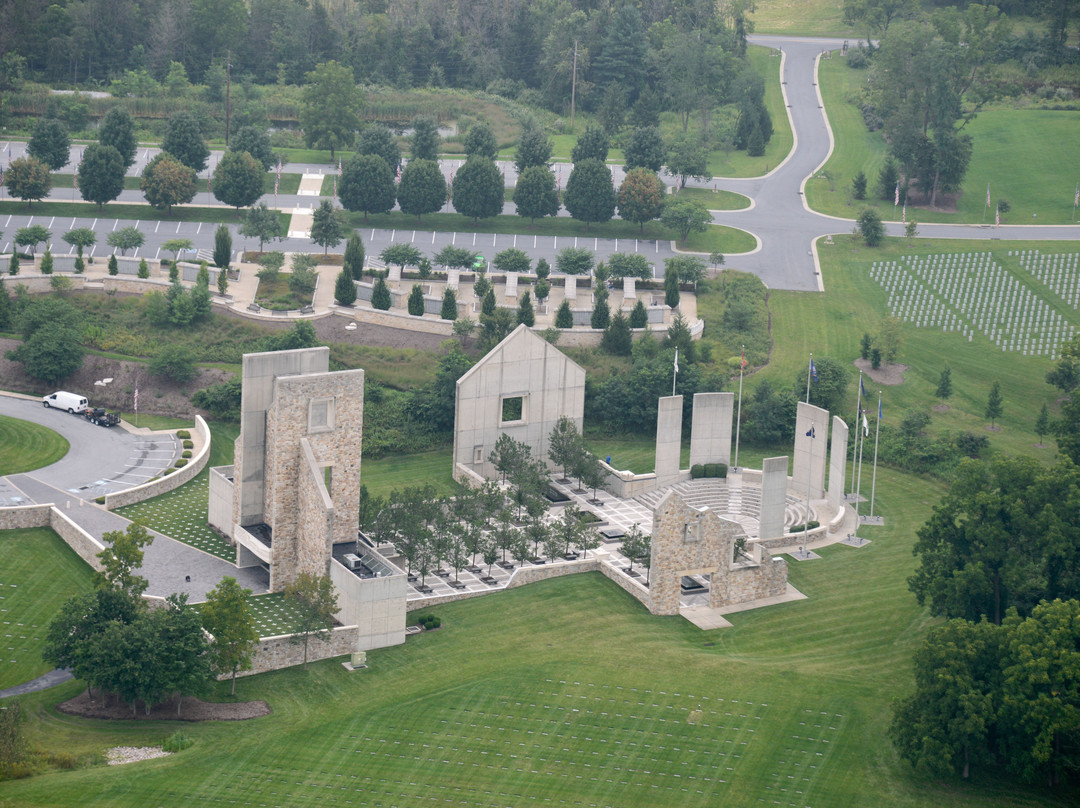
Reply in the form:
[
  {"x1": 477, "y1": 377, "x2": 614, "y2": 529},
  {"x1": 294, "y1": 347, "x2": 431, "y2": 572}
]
[{"x1": 42, "y1": 391, "x2": 89, "y2": 413}]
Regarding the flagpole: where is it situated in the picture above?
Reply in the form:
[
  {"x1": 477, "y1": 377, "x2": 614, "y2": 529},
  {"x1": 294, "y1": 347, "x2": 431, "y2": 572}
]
[
  {"x1": 855, "y1": 403, "x2": 866, "y2": 528},
  {"x1": 734, "y1": 345, "x2": 744, "y2": 470},
  {"x1": 869, "y1": 391, "x2": 881, "y2": 518},
  {"x1": 805, "y1": 352, "x2": 813, "y2": 403},
  {"x1": 801, "y1": 424, "x2": 813, "y2": 558},
  {"x1": 672, "y1": 348, "x2": 678, "y2": 397}
]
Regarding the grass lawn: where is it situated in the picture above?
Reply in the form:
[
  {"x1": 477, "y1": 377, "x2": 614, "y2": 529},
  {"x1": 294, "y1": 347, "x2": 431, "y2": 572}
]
[
  {"x1": 253, "y1": 274, "x2": 314, "y2": 311},
  {"x1": 0, "y1": 200, "x2": 290, "y2": 228},
  {"x1": 361, "y1": 446, "x2": 458, "y2": 498},
  {"x1": 0, "y1": 527, "x2": 94, "y2": 690},
  {"x1": 5, "y1": 470, "x2": 1074, "y2": 805},
  {"x1": 0, "y1": 415, "x2": 69, "y2": 475},
  {"x1": 668, "y1": 187, "x2": 751, "y2": 210},
  {"x1": 750, "y1": 0, "x2": 858, "y2": 36},
  {"x1": 806, "y1": 55, "x2": 1080, "y2": 224},
  {"x1": 50, "y1": 174, "x2": 303, "y2": 197}
]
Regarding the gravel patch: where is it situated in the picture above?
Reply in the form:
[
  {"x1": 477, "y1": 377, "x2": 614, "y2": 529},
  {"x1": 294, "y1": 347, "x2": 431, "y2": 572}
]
[{"x1": 106, "y1": 746, "x2": 173, "y2": 765}]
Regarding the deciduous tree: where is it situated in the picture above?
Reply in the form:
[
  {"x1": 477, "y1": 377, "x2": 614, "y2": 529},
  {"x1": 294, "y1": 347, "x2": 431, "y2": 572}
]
[
  {"x1": 77, "y1": 143, "x2": 125, "y2": 208},
  {"x1": 212, "y1": 149, "x2": 264, "y2": 209},
  {"x1": 514, "y1": 122, "x2": 553, "y2": 173},
  {"x1": 513, "y1": 166, "x2": 560, "y2": 224},
  {"x1": 563, "y1": 159, "x2": 615, "y2": 230},
  {"x1": 4, "y1": 156, "x2": 52, "y2": 206},
  {"x1": 284, "y1": 572, "x2": 339, "y2": 669},
  {"x1": 107, "y1": 226, "x2": 145, "y2": 256},
  {"x1": 241, "y1": 202, "x2": 284, "y2": 252},
  {"x1": 98, "y1": 107, "x2": 137, "y2": 168},
  {"x1": 201, "y1": 577, "x2": 258, "y2": 695},
  {"x1": 661, "y1": 200, "x2": 710, "y2": 243},
  {"x1": 339, "y1": 154, "x2": 395, "y2": 221},
  {"x1": 451, "y1": 156, "x2": 504, "y2": 223},
  {"x1": 28, "y1": 118, "x2": 70, "y2": 169},
  {"x1": 397, "y1": 159, "x2": 446, "y2": 222},
  {"x1": 617, "y1": 168, "x2": 664, "y2": 232},
  {"x1": 142, "y1": 153, "x2": 197, "y2": 213},
  {"x1": 310, "y1": 200, "x2": 345, "y2": 254},
  {"x1": 623, "y1": 126, "x2": 666, "y2": 173},
  {"x1": 301, "y1": 61, "x2": 363, "y2": 160},
  {"x1": 162, "y1": 112, "x2": 209, "y2": 172},
  {"x1": 463, "y1": 120, "x2": 498, "y2": 159}
]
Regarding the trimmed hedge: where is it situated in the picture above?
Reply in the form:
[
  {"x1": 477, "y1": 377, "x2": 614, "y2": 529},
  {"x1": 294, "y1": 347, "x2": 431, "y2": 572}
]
[
  {"x1": 691, "y1": 463, "x2": 728, "y2": 479},
  {"x1": 176, "y1": 429, "x2": 191, "y2": 439},
  {"x1": 417, "y1": 614, "x2": 441, "y2": 630},
  {"x1": 182, "y1": 439, "x2": 194, "y2": 449},
  {"x1": 788, "y1": 521, "x2": 820, "y2": 533},
  {"x1": 182, "y1": 450, "x2": 192, "y2": 459}
]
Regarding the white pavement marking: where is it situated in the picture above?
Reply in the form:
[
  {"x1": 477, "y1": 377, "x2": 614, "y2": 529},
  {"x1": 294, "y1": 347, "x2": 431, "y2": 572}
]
[
  {"x1": 48, "y1": 216, "x2": 55, "y2": 228},
  {"x1": 533, "y1": 235, "x2": 537, "y2": 248},
  {"x1": 70, "y1": 217, "x2": 76, "y2": 228},
  {"x1": 155, "y1": 221, "x2": 160, "y2": 232},
  {"x1": 27, "y1": 216, "x2": 34, "y2": 225},
  {"x1": 513, "y1": 235, "x2": 517, "y2": 247},
  {"x1": 133, "y1": 248, "x2": 139, "y2": 257},
  {"x1": 90, "y1": 246, "x2": 96, "y2": 257},
  {"x1": 154, "y1": 247, "x2": 160, "y2": 259},
  {"x1": 196, "y1": 223, "x2": 202, "y2": 233},
  {"x1": 411, "y1": 230, "x2": 416, "y2": 242},
  {"x1": 3, "y1": 216, "x2": 10, "y2": 227},
  {"x1": 175, "y1": 222, "x2": 181, "y2": 233},
  {"x1": 472, "y1": 233, "x2": 476, "y2": 245},
  {"x1": 452, "y1": 232, "x2": 456, "y2": 244},
  {"x1": 91, "y1": 219, "x2": 98, "y2": 229},
  {"x1": 431, "y1": 232, "x2": 435, "y2": 243}
]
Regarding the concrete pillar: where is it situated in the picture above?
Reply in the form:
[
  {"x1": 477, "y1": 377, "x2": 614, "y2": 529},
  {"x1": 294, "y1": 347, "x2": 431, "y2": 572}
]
[
  {"x1": 792, "y1": 401, "x2": 829, "y2": 498},
  {"x1": 689, "y1": 392, "x2": 734, "y2": 468},
  {"x1": 828, "y1": 415, "x2": 849, "y2": 509},
  {"x1": 654, "y1": 395, "x2": 683, "y2": 487},
  {"x1": 759, "y1": 456, "x2": 789, "y2": 540}
]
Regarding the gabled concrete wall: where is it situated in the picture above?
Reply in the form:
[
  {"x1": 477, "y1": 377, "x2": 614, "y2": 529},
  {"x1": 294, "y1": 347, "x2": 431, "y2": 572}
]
[{"x1": 792, "y1": 402, "x2": 829, "y2": 498}]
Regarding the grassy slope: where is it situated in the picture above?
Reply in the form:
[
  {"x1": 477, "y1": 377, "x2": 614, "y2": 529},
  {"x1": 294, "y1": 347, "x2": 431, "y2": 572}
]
[
  {"x1": 751, "y1": 0, "x2": 857, "y2": 37},
  {"x1": 807, "y1": 56, "x2": 1080, "y2": 224},
  {"x1": 0, "y1": 528, "x2": 95, "y2": 690},
  {"x1": 0, "y1": 415, "x2": 69, "y2": 475}
]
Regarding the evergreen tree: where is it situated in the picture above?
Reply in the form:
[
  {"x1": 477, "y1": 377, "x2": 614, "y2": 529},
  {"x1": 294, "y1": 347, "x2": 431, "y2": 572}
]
[
  {"x1": 664, "y1": 265, "x2": 680, "y2": 309},
  {"x1": 853, "y1": 170, "x2": 868, "y2": 200},
  {"x1": 0, "y1": 282, "x2": 12, "y2": 331},
  {"x1": 39, "y1": 251, "x2": 53, "y2": 274},
  {"x1": 343, "y1": 233, "x2": 365, "y2": 280},
  {"x1": 107, "y1": 254, "x2": 118, "y2": 276},
  {"x1": 878, "y1": 159, "x2": 899, "y2": 202},
  {"x1": 214, "y1": 225, "x2": 232, "y2": 269},
  {"x1": 482, "y1": 288, "x2": 496, "y2": 316},
  {"x1": 860, "y1": 332, "x2": 873, "y2": 360},
  {"x1": 1035, "y1": 402, "x2": 1049, "y2": 444},
  {"x1": 985, "y1": 381, "x2": 1003, "y2": 427},
  {"x1": 334, "y1": 269, "x2": 357, "y2": 305},
  {"x1": 936, "y1": 366, "x2": 953, "y2": 400},
  {"x1": 601, "y1": 309, "x2": 633, "y2": 356},
  {"x1": 440, "y1": 287, "x2": 458, "y2": 320},
  {"x1": 409, "y1": 116, "x2": 440, "y2": 161},
  {"x1": 217, "y1": 266, "x2": 228, "y2": 295},
  {"x1": 98, "y1": 108, "x2": 137, "y2": 169},
  {"x1": 463, "y1": 120, "x2": 498, "y2": 159},
  {"x1": 514, "y1": 123, "x2": 553, "y2": 173},
  {"x1": 571, "y1": 124, "x2": 610, "y2": 163},
  {"x1": 629, "y1": 299, "x2": 648, "y2": 328},
  {"x1": 407, "y1": 283, "x2": 425, "y2": 316},
  {"x1": 371, "y1": 278, "x2": 392, "y2": 310},
  {"x1": 517, "y1": 291, "x2": 535, "y2": 327},
  {"x1": 162, "y1": 111, "x2": 209, "y2": 172},
  {"x1": 137, "y1": 259, "x2": 150, "y2": 279},
  {"x1": 555, "y1": 299, "x2": 574, "y2": 329},
  {"x1": 591, "y1": 294, "x2": 610, "y2": 330},
  {"x1": 623, "y1": 126, "x2": 666, "y2": 172}
]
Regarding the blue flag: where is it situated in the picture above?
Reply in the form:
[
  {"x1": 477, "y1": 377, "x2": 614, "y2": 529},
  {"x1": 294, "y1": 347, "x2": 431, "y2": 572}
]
[
  {"x1": 810, "y1": 358, "x2": 818, "y2": 382},
  {"x1": 805, "y1": 425, "x2": 815, "y2": 438},
  {"x1": 878, "y1": 398, "x2": 883, "y2": 420},
  {"x1": 860, "y1": 376, "x2": 867, "y2": 398}
]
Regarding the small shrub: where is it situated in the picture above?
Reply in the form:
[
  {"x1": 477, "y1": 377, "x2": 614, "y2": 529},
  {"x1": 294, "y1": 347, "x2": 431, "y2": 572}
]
[
  {"x1": 690, "y1": 464, "x2": 705, "y2": 479},
  {"x1": 175, "y1": 458, "x2": 188, "y2": 468},
  {"x1": 162, "y1": 467, "x2": 175, "y2": 475},
  {"x1": 183, "y1": 439, "x2": 194, "y2": 449},
  {"x1": 181, "y1": 450, "x2": 192, "y2": 459},
  {"x1": 162, "y1": 730, "x2": 194, "y2": 753},
  {"x1": 416, "y1": 614, "x2": 442, "y2": 630},
  {"x1": 176, "y1": 429, "x2": 191, "y2": 439},
  {"x1": 95, "y1": 496, "x2": 105, "y2": 504},
  {"x1": 788, "y1": 521, "x2": 820, "y2": 533}
]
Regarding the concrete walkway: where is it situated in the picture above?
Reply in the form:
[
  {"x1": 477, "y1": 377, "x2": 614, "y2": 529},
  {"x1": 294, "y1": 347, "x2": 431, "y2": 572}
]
[{"x1": 0, "y1": 668, "x2": 74, "y2": 699}]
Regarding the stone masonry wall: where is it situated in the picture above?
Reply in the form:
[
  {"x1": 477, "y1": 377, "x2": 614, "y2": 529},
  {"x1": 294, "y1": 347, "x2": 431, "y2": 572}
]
[
  {"x1": 236, "y1": 625, "x2": 360, "y2": 678},
  {"x1": 0, "y1": 504, "x2": 52, "y2": 530},
  {"x1": 49, "y1": 508, "x2": 107, "y2": 571},
  {"x1": 105, "y1": 416, "x2": 209, "y2": 509}
]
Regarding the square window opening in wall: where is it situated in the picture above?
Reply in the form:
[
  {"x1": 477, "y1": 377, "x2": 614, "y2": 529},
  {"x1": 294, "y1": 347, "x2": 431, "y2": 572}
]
[
  {"x1": 308, "y1": 397, "x2": 336, "y2": 434},
  {"x1": 683, "y1": 521, "x2": 701, "y2": 544},
  {"x1": 501, "y1": 395, "x2": 527, "y2": 425},
  {"x1": 473, "y1": 446, "x2": 484, "y2": 464}
]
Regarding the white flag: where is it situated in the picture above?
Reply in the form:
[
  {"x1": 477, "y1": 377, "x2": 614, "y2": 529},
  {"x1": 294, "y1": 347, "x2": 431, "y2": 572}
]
[
  {"x1": 862, "y1": 412, "x2": 869, "y2": 436},
  {"x1": 673, "y1": 348, "x2": 679, "y2": 375}
]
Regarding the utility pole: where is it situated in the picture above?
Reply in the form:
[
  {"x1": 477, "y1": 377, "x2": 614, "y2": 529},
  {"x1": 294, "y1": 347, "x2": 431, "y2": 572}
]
[
  {"x1": 225, "y1": 51, "x2": 232, "y2": 148},
  {"x1": 570, "y1": 40, "x2": 578, "y2": 133}
]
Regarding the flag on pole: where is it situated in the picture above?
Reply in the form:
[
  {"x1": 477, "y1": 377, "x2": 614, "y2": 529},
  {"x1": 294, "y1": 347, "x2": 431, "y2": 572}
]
[
  {"x1": 995, "y1": 203, "x2": 1000, "y2": 227},
  {"x1": 860, "y1": 375, "x2": 867, "y2": 398},
  {"x1": 338, "y1": 159, "x2": 342, "y2": 175},
  {"x1": 133, "y1": 385, "x2": 139, "y2": 413},
  {"x1": 557, "y1": 166, "x2": 562, "y2": 190},
  {"x1": 986, "y1": 184, "x2": 991, "y2": 208},
  {"x1": 73, "y1": 166, "x2": 79, "y2": 190},
  {"x1": 673, "y1": 348, "x2": 679, "y2": 375},
  {"x1": 894, "y1": 182, "x2": 899, "y2": 206},
  {"x1": 741, "y1": 348, "x2": 747, "y2": 368},
  {"x1": 396, "y1": 165, "x2": 402, "y2": 182},
  {"x1": 274, "y1": 172, "x2": 279, "y2": 195},
  {"x1": 862, "y1": 411, "x2": 870, "y2": 436},
  {"x1": 805, "y1": 425, "x2": 815, "y2": 439},
  {"x1": 333, "y1": 175, "x2": 337, "y2": 197},
  {"x1": 902, "y1": 201, "x2": 906, "y2": 225},
  {"x1": 1075, "y1": 182, "x2": 1079, "y2": 207},
  {"x1": 878, "y1": 397, "x2": 883, "y2": 420},
  {"x1": 810, "y1": 357, "x2": 818, "y2": 382}
]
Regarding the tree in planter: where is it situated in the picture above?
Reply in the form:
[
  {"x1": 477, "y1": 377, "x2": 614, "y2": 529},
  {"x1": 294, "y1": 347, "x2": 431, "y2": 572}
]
[
  {"x1": 334, "y1": 269, "x2": 357, "y2": 306},
  {"x1": 451, "y1": 156, "x2": 504, "y2": 224},
  {"x1": 602, "y1": 309, "x2": 633, "y2": 356},
  {"x1": 77, "y1": 143, "x2": 125, "y2": 208},
  {"x1": 141, "y1": 153, "x2": 197, "y2": 213},
  {"x1": 664, "y1": 265, "x2": 680, "y2": 309},
  {"x1": 665, "y1": 255, "x2": 707, "y2": 289},
  {"x1": 380, "y1": 243, "x2": 422, "y2": 273},
  {"x1": 107, "y1": 227, "x2": 145, "y2": 256},
  {"x1": 397, "y1": 159, "x2": 446, "y2": 222},
  {"x1": 481, "y1": 288, "x2": 496, "y2": 316},
  {"x1": 440, "y1": 287, "x2": 458, "y2": 320},
  {"x1": 852, "y1": 170, "x2": 867, "y2": 200},
  {"x1": 213, "y1": 225, "x2": 232, "y2": 270},
  {"x1": 107, "y1": 254, "x2": 118, "y2": 276},
  {"x1": 62, "y1": 228, "x2": 96, "y2": 259},
  {"x1": 552, "y1": 504, "x2": 586, "y2": 558},
  {"x1": 556, "y1": 247, "x2": 594, "y2": 276},
  {"x1": 660, "y1": 200, "x2": 710, "y2": 243},
  {"x1": 3, "y1": 156, "x2": 51, "y2": 207},
  {"x1": 493, "y1": 248, "x2": 531, "y2": 276},
  {"x1": 619, "y1": 524, "x2": 649, "y2": 576},
  {"x1": 15, "y1": 225, "x2": 51, "y2": 257},
  {"x1": 284, "y1": 572, "x2": 339, "y2": 669},
  {"x1": 548, "y1": 416, "x2": 585, "y2": 482},
  {"x1": 985, "y1": 381, "x2": 1003, "y2": 428},
  {"x1": 371, "y1": 278, "x2": 392, "y2": 310},
  {"x1": 591, "y1": 291, "x2": 610, "y2": 330},
  {"x1": 200, "y1": 576, "x2": 258, "y2": 696},
  {"x1": 8, "y1": 254, "x2": 19, "y2": 275},
  {"x1": 407, "y1": 284, "x2": 426, "y2": 316},
  {"x1": 241, "y1": 202, "x2": 284, "y2": 253},
  {"x1": 936, "y1": 365, "x2": 953, "y2": 401},
  {"x1": 310, "y1": 200, "x2": 345, "y2": 254},
  {"x1": 343, "y1": 234, "x2": 366, "y2": 280},
  {"x1": 563, "y1": 159, "x2": 616, "y2": 230},
  {"x1": 340, "y1": 154, "x2": 395, "y2": 221},
  {"x1": 138, "y1": 259, "x2": 151, "y2": 279},
  {"x1": 39, "y1": 251, "x2": 53, "y2": 274},
  {"x1": 555, "y1": 300, "x2": 574, "y2": 328},
  {"x1": 517, "y1": 291, "x2": 535, "y2": 327},
  {"x1": 434, "y1": 246, "x2": 476, "y2": 271},
  {"x1": 27, "y1": 118, "x2": 70, "y2": 169},
  {"x1": 488, "y1": 433, "x2": 530, "y2": 483},
  {"x1": 617, "y1": 168, "x2": 665, "y2": 232},
  {"x1": 212, "y1": 149, "x2": 264, "y2": 209}
]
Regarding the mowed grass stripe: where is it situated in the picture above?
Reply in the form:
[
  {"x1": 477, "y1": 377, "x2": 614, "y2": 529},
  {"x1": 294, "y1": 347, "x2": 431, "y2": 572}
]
[
  {"x1": 0, "y1": 414, "x2": 69, "y2": 476},
  {"x1": 0, "y1": 527, "x2": 94, "y2": 689}
]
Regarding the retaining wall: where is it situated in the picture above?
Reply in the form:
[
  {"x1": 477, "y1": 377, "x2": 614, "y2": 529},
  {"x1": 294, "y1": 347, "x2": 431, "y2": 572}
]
[
  {"x1": 104, "y1": 416, "x2": 210, "y2": 509},
  {"x1": 236, "y1": 624, "x2": 360, "y2": 678}
]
